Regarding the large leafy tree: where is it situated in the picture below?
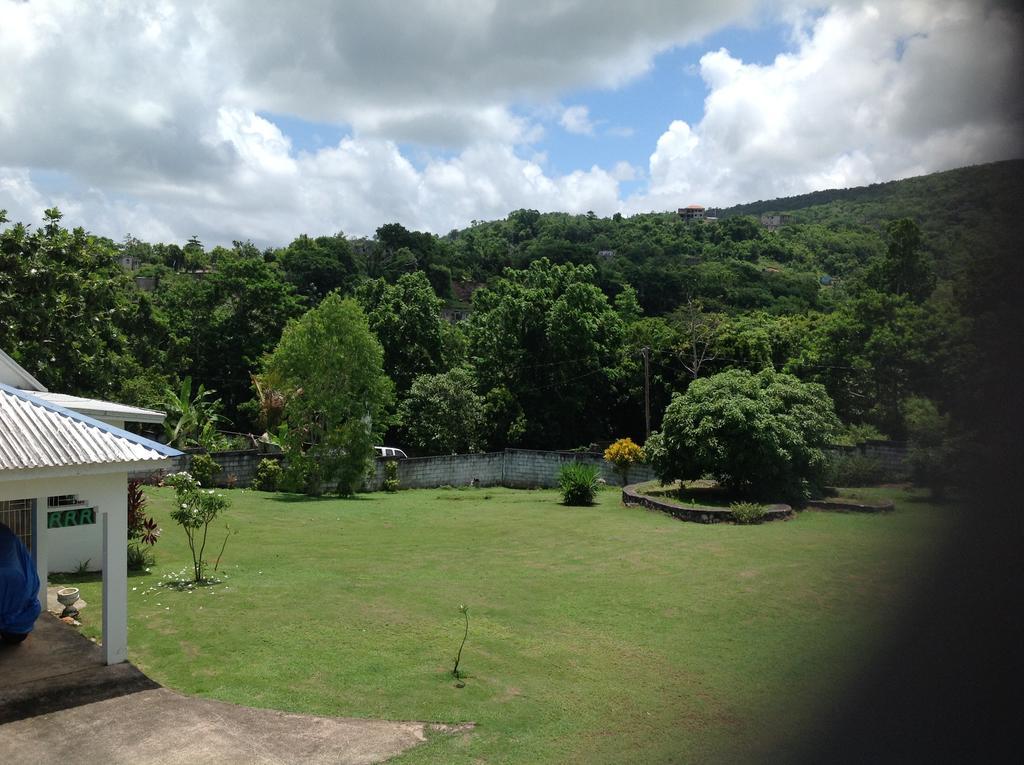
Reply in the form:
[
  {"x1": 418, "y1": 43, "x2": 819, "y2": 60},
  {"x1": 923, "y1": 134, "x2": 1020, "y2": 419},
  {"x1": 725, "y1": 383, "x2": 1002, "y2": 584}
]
[
  {"x1": 398, "y1": 368, "x2": 485, "y2": 455},
  {"x1": 865, "y1": 218, "x2": 934, "y2": 301},
  {"x1": 466, "y1": 258, "x2": 627, "y2": 448},
  {"x1": 0, "y1": 208, "x2": 146, "y2": 397},
  {"x1": 648, "y1": 368, "x2": 840, "y2": 503},
  {"x1": 156, "y1": 247, "x2": 303, "y2": 427},
  {"x1": 791, "y1": 288, "x2": 959, "y2": 436},
  {"x1": 279, "y1": 233, "x2": 358, "y2": 302},
  {"x1": 263, "y1": 294, "x2": 393, "y2": 496},
  {"x1": 355, "y1": 271, "x2": 445, "y2": 397}
]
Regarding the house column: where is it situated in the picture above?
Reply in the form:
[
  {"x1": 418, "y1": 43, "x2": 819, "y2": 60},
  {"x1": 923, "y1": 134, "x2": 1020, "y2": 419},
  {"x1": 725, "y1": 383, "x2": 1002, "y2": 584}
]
[
  {"x1": 31, "y1": 497, "x2": 48, "y2": 608},
  {"x1": 101, "y1": 509, "x2": 128, "y2": 664}
]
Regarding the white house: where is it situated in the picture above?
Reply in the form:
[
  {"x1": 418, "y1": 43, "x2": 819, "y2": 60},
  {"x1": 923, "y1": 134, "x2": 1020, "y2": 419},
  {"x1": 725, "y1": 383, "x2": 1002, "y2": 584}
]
[
  {"x1": 0, "y1": 349, "x2": 167, "y2": 572},
  {"x1": 0, "y1": 352, "x2": 181, "y2": 664}
]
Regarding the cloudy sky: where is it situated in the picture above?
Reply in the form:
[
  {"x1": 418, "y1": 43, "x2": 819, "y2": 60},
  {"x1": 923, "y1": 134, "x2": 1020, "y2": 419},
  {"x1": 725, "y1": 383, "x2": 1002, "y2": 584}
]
[{"x1": 1, "y1": 0, "x2": 1021, "y2": 247}]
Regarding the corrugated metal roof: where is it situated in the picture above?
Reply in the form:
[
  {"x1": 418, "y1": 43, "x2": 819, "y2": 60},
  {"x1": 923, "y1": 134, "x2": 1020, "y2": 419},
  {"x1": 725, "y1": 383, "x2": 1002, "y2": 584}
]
[
  {"x1": 25, "y1": 392, "x2": 166, "y2": 424},
  {"x1": 0, "y1": 383, "x2": 181, "y2": 473}
]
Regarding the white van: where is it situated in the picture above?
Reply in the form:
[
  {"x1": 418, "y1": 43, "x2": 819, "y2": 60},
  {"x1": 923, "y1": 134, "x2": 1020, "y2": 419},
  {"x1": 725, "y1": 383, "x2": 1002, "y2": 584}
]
[{"x1": 374, "y1": 446, "x2": 408, "y2": 460}]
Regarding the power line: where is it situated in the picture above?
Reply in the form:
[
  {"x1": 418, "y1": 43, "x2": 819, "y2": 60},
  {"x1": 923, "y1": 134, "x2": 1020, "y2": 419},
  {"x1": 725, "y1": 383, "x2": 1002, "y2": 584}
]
[{"x1": 642, "y1": 346, "x2": 862, "y2": 372}]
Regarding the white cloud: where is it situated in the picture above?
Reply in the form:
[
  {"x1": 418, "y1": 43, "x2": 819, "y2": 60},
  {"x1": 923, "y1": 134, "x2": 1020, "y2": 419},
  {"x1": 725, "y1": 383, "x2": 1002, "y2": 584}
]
[
  {"x1": 561, "y1": 105, "x2": 596, "y2": 136},
  {"x1": 611, "y1": 161, "x2": 641, "y2": 182},
  {"x1": 634, "y1": 0, "x2": 1024, "y2": 210},
  {"x1": 0, "y1": 0, "x2": 759, "y2": 243},
  {"x1": 0, "y1": 0, "x2": 1020, "y2": 246}
]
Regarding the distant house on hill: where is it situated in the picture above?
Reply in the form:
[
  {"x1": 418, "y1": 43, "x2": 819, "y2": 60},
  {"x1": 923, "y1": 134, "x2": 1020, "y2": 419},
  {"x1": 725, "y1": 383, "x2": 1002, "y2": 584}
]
[
  {"x1": 760, "y1": 213, "x2": 792, "y2": 231},
  {"x1": 678, "y1": 204, "x2": 706, "y2": 222},
  {"x1": 440, "y1": 280, "x2": 483, "y2": 324}
]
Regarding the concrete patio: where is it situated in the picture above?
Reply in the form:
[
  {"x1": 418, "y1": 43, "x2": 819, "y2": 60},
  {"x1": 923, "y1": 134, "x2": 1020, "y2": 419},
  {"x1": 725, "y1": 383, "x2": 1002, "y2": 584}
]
[
  {"x1": 0, "y1": 614, "x2": 465, "y2": 764},
  {"x1": 0, "y1": 612, "x2": 157, "y2": 725}
]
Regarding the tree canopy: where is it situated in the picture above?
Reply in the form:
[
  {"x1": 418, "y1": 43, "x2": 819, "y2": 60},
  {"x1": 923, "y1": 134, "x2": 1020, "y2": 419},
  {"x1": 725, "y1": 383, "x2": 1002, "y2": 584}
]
[
  {"x1": 1, "y1": 158, "x2": 1017, "y2": 465},
  {"x1": 263, "y1": 294, "x2": 393, "y2": 495},
  {"x1": 648, "y1": 368, "x2": 840, "y2": 503}
]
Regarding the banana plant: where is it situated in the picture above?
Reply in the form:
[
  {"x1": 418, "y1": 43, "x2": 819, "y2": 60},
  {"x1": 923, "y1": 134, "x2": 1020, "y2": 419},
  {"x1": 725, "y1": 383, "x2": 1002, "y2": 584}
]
[{"x1": 161, "y1": 376, "x2": 226, "y2": 448}]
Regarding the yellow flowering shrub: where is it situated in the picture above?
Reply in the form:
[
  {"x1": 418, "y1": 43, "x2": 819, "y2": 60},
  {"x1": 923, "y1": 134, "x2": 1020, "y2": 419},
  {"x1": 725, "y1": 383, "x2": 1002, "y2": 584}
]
[{"x1": 603, "y1": 437, "x2": 645, "y2": 486}]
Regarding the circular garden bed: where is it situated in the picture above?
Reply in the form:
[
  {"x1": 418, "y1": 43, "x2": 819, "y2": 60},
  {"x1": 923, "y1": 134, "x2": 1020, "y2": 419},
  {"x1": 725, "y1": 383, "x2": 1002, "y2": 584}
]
[{"x1": 622, "y1": 480, "x2": 792, "y2": 524}]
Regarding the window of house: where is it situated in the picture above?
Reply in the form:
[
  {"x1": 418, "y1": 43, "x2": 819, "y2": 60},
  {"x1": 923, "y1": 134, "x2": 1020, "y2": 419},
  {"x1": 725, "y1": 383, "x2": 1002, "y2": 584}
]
[{"x1": 0, "y1": 498, "x2": 34, "y2": 551}]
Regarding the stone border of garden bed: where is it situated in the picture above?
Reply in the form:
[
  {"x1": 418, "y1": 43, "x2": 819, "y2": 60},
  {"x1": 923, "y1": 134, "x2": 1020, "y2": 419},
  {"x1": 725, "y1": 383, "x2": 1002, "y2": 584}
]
[
  {"x1": 805, "y1": 497, "x2": 895, "y2": 513},
  {"x1": 621, "y1": 484, "x2": 792, "y2": 524}
]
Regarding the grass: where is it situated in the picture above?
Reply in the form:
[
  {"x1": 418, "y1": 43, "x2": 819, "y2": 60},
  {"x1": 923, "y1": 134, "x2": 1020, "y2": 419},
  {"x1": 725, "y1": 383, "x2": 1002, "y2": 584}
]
[
  {"x1": 631, "y1": 479, "x2": 737, "y2": 509},
  {"x1": 55, "y1": 484, "x2": 957, "y2": 763}
]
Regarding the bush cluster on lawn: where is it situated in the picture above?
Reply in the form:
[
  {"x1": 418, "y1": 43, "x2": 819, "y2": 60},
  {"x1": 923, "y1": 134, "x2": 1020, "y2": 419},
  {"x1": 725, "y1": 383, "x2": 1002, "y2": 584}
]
[
  {"x1": 730, "y1": 502, "x2": 766, "y2": 524},
  {"x1": 559, "y1": 462, "x2": 601, "y2": 506},
  {"x1": 189, "y1": 452, "x2": 221, "y2": 487},
  {"x1": 383, "y1": 459, "x2": 400, "y2": 492},
  {"x1": 252, "y1": 458, "x2": 282, "y2": 491}
]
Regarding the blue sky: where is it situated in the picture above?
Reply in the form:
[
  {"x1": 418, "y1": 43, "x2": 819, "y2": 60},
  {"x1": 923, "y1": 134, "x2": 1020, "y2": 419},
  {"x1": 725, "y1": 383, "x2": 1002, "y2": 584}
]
[
  {"x1": 260, "y1": 19, "x2": 797, "y2": 197},
  {"x1": 0, "y1": 1, "x2": 1020, "y2": 245},
  {"x1": 531, "y1": 20, "x2": 797, "y2": 197}
]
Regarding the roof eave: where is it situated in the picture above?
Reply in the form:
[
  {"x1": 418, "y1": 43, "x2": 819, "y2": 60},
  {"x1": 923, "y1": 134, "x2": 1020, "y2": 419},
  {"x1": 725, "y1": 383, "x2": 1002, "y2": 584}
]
[{"x1": 0, "y1": 457, "x2": 177, "y2": 483}]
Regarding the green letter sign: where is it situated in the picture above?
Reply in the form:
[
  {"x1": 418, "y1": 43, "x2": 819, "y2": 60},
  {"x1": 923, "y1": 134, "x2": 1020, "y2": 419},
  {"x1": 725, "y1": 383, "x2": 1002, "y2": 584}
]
[{"x1": 47, "y1": 507, "x2": 96, "y2": 528}]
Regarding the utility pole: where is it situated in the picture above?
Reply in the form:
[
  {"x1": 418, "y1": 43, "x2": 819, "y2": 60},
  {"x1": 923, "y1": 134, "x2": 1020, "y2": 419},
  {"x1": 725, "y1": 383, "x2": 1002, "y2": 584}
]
[{"x1": 641, "y1": 346, "x2": 651, "y2": 441}]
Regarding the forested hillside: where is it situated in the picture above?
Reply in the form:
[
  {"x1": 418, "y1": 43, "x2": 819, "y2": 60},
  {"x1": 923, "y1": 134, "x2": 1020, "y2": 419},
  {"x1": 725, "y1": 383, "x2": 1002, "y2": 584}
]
[{"x1": 1, "y1": 159, "x2": 1020, "y2": 456}]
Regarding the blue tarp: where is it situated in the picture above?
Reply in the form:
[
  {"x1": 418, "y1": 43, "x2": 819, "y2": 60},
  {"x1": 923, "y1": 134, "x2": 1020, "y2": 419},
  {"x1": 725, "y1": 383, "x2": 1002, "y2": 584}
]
[{"x1": 0, "y1": 523, "x2": 41, "y2": 635}]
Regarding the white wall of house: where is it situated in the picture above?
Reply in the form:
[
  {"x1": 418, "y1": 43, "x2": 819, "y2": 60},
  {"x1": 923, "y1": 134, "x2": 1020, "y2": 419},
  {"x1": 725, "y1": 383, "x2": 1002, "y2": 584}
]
[
  {"x1": 0, "y1": 471, "x2": 128, "y2": 572},
  {"x1": 0, "y1": 469, "x2": 130, "y2": 664}
]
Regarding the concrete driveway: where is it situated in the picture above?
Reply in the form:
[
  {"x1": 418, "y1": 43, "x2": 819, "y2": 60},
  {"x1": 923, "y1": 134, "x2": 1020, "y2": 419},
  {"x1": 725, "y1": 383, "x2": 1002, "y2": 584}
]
[{"x1": 1, "y1": 614, "x2": 468, "y2": 764}]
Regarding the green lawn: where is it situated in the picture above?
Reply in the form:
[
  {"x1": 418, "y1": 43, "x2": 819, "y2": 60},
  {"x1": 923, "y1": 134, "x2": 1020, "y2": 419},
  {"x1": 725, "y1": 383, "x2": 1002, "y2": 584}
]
[{"x1": 55, "y1": 485, "x2": 956, "y2": 763}]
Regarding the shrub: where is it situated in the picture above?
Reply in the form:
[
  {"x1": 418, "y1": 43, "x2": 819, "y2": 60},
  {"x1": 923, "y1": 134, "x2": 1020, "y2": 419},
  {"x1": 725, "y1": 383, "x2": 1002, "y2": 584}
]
[
  {"x1": 653, "y1": 368, "x2": 840, "y2": 503},
  {"x1": 127, "y1": 544, "x2": 155, "y2": 571},
  {"x1": 127, "y1": 479, "x2": 160, "y2": 571},
  {"x1": 383, "y1": 459, "x2": 400, "y2": 492},
  {"x1": 823, "y1": 452, "x2": 888, "y2": 487},
  {"x1": 904, "y1": 396, "x2": 958, "y2": 500},
  {"x1": 603, "y1": 437, "x2": 645, "y2": 486},
  {"x1": 730, "y1": 502, "x2": 766, "y2": 525},
  {"x1": 833, "y1": 422, "x2": 888, "y2": 446},
  {"x1": 189, "y1": 452, "x2": 221, "y2": 487},
  {"x1": 558, "y1": 462, "x2": 601, "y2": 506},
  {"x1": 252, "y1": 458, "x2": 282, "y2": 492}
]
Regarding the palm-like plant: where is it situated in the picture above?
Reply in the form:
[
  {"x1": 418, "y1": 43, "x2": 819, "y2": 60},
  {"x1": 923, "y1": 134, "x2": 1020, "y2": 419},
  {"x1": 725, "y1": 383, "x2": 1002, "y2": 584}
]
[{"x1": 161, "y1": 376, "x2": 226, "y2": 448}]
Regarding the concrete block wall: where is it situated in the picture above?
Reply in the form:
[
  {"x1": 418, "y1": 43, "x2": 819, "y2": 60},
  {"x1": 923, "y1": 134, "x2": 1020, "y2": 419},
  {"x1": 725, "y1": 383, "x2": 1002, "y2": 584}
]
[
  {"x1": 207, "y1": 450, "x2": 283, "y2": 487},
  {"x1": 858, "y1": 440, "x2": 909, "y2": 471},
  {"x1": 823, "y1": 440, "x2": 909, "y2": 474},
  {"x1": 367, "y1": 451, "x2": 506, "y2": 490},
  {"x1": 366, "y1": 449, "x2": 657, "y2": 491},
  {"x1": 502, "y1": 449, "x2": 656, "y2": 488},
  {"x1": 132, "y1": 447, "x2": 659, "y2": 492},
  {"x1": 128, "y1": 450, "x2": 283, "y2": 487}
]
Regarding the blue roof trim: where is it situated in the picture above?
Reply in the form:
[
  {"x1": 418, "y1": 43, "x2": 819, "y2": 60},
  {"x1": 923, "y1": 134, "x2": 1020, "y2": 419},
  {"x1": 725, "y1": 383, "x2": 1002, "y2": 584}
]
[{"x1": 0, "y1": 382, "x2": 183, "y2": 459}]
